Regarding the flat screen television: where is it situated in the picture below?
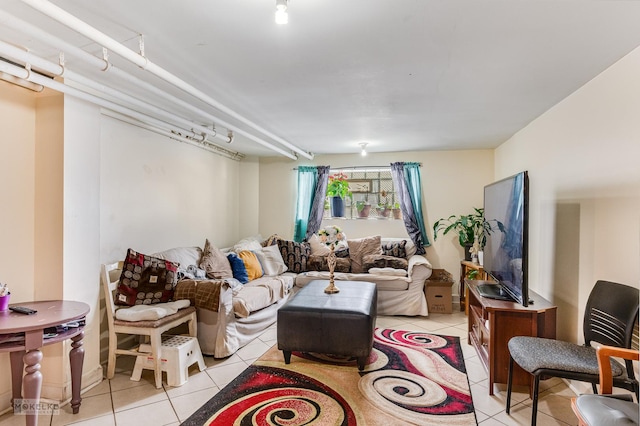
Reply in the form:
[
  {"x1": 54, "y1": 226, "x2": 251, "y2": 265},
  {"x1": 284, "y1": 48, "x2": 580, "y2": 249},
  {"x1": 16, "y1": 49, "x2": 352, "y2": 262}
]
[{"x1": 478, "y1": 171, "x2": 529, "y2": 307}]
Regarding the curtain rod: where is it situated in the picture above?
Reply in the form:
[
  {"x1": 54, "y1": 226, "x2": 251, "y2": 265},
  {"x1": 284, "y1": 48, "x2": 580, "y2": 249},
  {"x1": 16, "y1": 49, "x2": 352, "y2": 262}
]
[{"x1": 292, "y1": 164, "x2": 422, "y2": 171}]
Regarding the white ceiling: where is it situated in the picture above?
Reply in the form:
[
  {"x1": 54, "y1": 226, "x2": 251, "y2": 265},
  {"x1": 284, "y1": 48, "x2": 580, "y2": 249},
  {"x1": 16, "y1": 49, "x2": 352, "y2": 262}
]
[{"x1": 2, "y1": 0, "x2": 640, "y2": 159}]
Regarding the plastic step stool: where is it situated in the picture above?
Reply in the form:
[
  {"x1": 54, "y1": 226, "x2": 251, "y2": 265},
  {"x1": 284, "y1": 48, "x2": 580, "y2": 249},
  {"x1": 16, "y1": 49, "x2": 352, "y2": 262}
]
[{"x1": 131, "y1": 335, "x2": 205, "y2": 387}]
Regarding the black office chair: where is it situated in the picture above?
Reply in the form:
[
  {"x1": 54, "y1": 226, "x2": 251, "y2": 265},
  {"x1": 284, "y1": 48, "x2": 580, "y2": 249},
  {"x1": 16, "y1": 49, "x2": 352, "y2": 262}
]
[{"x1": 505, "y1": 280, "x2": 639, "y2": 426}]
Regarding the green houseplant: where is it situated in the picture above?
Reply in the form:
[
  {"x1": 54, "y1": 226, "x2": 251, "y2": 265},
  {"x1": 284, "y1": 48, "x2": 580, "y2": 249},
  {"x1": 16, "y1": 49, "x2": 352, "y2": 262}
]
[
  {"x1": 326, "y1": 172, "x2": 351, "y2": 217},
  {"x1": 432, "y1": 207, "x2": 504, "y2": 259}
]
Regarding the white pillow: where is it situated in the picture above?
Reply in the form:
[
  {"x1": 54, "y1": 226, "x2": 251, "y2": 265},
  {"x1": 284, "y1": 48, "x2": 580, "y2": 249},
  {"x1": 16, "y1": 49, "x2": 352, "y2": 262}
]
[
  {"x1": 233, "y1": 235, "x2": 263, "y2": 253},
  {"x1": 153, "y1": 246, "x2": 202, "y2": 268},
  {"x1": 257, "y1": 245, "x2": 288, "y2": 276},
  {"x1": 308, "y1": 234, "x2": 331, "y2": 256}
]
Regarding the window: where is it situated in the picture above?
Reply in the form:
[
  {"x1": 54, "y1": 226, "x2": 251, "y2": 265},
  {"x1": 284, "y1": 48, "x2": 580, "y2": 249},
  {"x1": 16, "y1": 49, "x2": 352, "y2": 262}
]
[{"x1": 325, "y1": 167, "x2": 400, "y2": 220}]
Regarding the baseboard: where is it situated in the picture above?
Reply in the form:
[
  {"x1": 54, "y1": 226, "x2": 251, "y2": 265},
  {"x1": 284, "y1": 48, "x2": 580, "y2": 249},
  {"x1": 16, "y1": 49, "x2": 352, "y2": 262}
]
[{"x1": 38, "y1": 364, "x2": 104, "y2": 407}]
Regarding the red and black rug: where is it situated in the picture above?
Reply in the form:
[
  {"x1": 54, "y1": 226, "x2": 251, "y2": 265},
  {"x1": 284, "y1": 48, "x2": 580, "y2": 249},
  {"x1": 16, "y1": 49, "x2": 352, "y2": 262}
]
[{"x1": 182, "y1": 328, "x2": 476, "y2": 425}]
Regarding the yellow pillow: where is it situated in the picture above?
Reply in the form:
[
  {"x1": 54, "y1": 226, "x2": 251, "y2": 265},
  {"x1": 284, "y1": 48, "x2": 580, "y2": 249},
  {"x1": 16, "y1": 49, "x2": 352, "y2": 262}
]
[{"x1": 237, "y1": 250, "x2": 264, "y2": 281}]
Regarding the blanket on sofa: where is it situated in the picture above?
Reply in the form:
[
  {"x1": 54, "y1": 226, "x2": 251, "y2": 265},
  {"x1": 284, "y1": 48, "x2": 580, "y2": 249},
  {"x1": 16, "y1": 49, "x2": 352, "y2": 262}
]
[{"x1": 175, "y1": 279, "x2": 224, "y2": 312}]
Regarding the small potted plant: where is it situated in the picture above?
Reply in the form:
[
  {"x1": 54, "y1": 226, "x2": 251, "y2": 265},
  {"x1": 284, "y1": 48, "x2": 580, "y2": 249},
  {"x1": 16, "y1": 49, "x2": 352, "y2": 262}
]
[
  {"x1": 432, "y1": 207, "x2": 504, "y2": 261},
  {"x1": 392, "y1": 202, "x2": 402, "y2": 219},
  {"x1": 355, "y1": 200, "x2": 371, "y2": 218},
  {"x1": 376, "y1": 202, "x2": 391, "y2": 218},
  {"x1": 326, "y1": 172, "x2": 352, "y2": 217}
]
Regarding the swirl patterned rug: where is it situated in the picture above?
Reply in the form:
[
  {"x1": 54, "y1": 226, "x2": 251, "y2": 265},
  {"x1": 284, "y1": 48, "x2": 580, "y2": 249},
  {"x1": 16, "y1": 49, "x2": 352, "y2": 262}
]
[{"x1": 182, "y1": 328, "x2": 476, "y2": 426}]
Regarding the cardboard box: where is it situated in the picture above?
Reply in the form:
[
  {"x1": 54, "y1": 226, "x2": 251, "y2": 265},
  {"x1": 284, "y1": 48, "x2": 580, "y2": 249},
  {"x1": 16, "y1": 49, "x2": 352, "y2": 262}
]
[{"x1": 425, "y1": 269, "x2": 454, "y2": 314}]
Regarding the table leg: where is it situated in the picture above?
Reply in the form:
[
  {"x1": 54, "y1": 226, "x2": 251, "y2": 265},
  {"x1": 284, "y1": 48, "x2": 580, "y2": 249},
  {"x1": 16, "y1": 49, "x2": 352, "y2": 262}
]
[
  {"x1": 70, "y1": 331, "x2": 85, "y2": 414},
  {"x1": 9, "y1": 350, "x2": 25, "y2": 406},
  {"x1": 23, "y1": 349, "x2": 43, "y2": 426}
]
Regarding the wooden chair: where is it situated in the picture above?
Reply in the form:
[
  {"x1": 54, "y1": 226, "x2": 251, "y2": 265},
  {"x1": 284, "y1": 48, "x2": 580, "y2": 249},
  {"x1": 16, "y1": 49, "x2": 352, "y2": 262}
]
[
  {"x1": 572, "y1": 345, "x2": 639, "y2": 426},
  {"x1": 101, "y1": 262, "x2": 198, "y2": 388}
]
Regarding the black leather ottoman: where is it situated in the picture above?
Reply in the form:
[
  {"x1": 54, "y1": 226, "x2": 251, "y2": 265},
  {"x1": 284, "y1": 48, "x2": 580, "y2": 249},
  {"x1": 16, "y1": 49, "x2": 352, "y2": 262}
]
[{"x1": 277, "y1": 280, "x2": 377, "y2": 370}]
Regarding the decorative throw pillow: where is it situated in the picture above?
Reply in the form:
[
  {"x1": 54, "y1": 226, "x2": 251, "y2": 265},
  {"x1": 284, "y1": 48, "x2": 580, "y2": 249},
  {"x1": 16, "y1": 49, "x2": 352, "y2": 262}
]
[
  {"x1": 227, "y1": 252, "x2": 249, "y2": 284},
  {"x1": 308, "y1": 234, "x2": 331, "y2": 256},
  {"x1": 382, "y1": 240, "x2": 408, "y2": 258},
  {"x1": 237, "y1": 250, "x2": 264, "y2": 281},
  {"x1": 308, "y1": 255, "x2": 351, "y2": 273},
  {"x1": 115, "y1": 248, "x2": 179, "y2": 306},
  {"x1": 348, "y1": 236, "x2": 383, "y2": 273},
  {"x1": 363, "y1": 254, "x2": 408, "y2": 271},
  {"x1": 199, "y1": 239, "x2": 233, "y2": 279},
  {"x1": 277, "y1": 239, "x2": 310, "y2": 273},
  {"x1": 254, "y1": 245, "x2": 288, "y2": 276},
  {"x1": 233, "y1": 235, "x2": 263, "y2": 253},
  {"x1": 335, "y1": 247, "x2": 350, "y2": 258},
  {"x1": 262, "y1": 234, "x2": 282, "y2": 247}
]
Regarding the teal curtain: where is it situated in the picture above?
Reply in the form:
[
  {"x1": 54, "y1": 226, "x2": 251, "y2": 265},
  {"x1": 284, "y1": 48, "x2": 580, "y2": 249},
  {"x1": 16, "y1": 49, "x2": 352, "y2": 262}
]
[
  {"x1": 391, "y1": 162, "x2": 430, "y2": 254},
  {"x1": 293, "y1": 166, "x2": 329, "y2": 242}
]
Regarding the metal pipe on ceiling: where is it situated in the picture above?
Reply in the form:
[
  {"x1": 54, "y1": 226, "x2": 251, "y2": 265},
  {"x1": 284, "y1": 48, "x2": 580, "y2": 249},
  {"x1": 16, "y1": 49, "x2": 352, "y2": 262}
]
[
  {"x1": 102, "y1": 110, "x2": 244, "y2": 161},
  {"x1": 18, "y1": 0, "x2": 315, "y2": 160},
  {"x1": 0, "y1": 8, "x2": 299, "y2": 160},
  {"x1": 0, "y1": 39, "x2": 232, "y2": 144},
  {"x1": 0, "y1": 59, "x2": 249, "y2": 158}
]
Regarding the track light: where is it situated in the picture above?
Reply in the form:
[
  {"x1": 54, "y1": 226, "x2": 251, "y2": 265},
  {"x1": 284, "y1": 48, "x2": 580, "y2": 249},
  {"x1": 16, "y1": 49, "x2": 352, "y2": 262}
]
[
  {"x1": 275, "y1": 0, "x2": 288, "y2": 25},
  {"x1": 360, "y1": 143, "x2": 368, "y2": 156}
]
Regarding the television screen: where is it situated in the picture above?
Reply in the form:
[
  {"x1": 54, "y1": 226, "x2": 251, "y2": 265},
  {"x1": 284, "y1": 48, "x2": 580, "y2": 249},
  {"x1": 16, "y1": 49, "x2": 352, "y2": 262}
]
[{"x1": 481, "y1": 171, "x2": 529, "y2": 307}]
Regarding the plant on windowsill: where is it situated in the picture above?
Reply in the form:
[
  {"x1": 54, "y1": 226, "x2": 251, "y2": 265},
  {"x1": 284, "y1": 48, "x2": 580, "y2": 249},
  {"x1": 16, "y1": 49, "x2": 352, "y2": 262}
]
[
  {"x1": 392, "y1": 202, "x2": 402, "y2": 219},
  {"x1": 326, "y1": 172, "x2": 352, "y2": 217},
  {"x1": 355, "y1": 200, "x2": 371, "y2": 218},
  {"x1": 432, "y1": 207, "x2": 504, "y2": 261}
]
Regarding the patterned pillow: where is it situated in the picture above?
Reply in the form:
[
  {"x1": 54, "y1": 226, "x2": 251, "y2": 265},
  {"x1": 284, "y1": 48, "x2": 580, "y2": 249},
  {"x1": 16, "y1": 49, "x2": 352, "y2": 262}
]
[
  {"x1": 115, "y1": 249, "x2": 179, "y2": 306},
  {"x1": 277, "y1": 239, "x2": 310, "y2": 273},
  {"x1": 307, "y1": 255, "x2": 351, "y2": 273},
  {"x1": 363, "y1": 254, "x2": 408, "y2": 271},
  {"x1": 335, "y1": 247, "x2": 350, "y2": 258},
  {"x1": 382, "y1": 240, "x2": 408, "y2": 258}
]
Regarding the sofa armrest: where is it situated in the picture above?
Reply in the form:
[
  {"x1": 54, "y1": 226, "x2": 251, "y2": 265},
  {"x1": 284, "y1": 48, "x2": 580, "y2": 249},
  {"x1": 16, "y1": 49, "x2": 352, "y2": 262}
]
[{"x1": 407, "y1": 255, "x2": 433, "y2": 281}]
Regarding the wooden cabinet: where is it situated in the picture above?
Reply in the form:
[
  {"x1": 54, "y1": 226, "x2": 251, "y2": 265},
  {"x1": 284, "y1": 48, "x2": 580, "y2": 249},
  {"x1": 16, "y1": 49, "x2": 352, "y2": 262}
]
[
  {"x1": 459, "y1": 261, "x2": 487, "y2": 314},
  {"x1": 466, "y1": 280, "x2": 557, "y2": 395}
]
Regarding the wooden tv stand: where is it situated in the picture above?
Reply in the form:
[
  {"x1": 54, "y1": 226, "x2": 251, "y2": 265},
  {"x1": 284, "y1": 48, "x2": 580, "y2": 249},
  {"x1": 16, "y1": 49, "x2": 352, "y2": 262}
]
[{"x1": 466, "y1": 280, "x2": 557, "y2": 395}]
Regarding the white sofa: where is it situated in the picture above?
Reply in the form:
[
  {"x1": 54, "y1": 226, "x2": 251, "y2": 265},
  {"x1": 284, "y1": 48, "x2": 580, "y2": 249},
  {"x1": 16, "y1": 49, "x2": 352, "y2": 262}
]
[{"x1": 117, "y1": 235, "x2": 432, "y2": 358}]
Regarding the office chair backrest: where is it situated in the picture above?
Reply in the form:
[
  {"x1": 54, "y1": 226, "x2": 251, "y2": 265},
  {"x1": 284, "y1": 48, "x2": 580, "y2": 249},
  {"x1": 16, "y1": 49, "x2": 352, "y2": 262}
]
[
  {"x1": 584, "y1": 280, "x2": 639, "y2": 348},
  {"x1": 584, "y1": 280, "x2": 639, "y2": 382}
]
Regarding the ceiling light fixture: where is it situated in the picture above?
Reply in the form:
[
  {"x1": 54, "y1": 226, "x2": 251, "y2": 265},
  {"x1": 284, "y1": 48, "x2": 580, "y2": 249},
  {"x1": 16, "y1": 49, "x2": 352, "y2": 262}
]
[
  {"x1": 275, "y1": 0, "x2": 288, "y2": 25},
  {"x1": 360, "y1": 143, "x2": 368, "y2": 156}
]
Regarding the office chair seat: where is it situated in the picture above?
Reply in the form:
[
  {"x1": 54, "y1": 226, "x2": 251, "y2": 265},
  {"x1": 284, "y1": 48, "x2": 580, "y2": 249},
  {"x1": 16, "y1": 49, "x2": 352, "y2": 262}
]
[{"x1": 508, "y1": 336, "x2": 625, "y2": 378}]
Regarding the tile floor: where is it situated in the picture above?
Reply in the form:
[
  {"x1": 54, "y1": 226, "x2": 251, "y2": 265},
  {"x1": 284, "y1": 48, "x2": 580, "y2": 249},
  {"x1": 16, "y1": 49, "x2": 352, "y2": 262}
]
[{"x1": 0, "y1": 310, "x2": 582, "y2": 426}]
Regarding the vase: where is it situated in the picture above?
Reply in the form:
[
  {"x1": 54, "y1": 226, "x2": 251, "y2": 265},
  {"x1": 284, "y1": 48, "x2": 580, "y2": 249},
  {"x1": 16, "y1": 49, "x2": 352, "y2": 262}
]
[{"x1": 330, "y1": 196, "x2": 345, "y2": 217}]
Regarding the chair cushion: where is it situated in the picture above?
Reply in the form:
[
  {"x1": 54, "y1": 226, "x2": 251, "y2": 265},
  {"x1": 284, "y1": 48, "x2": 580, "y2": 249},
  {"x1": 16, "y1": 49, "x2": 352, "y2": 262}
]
[
  {"x1": 113, "y1": 306, "x2": 196, "y2": 328},
  {"x1": 575, "y1": 394, "x2": 639, "y2": 426},
  {"x1": 508, "y1": 336, "x2": 625, "y2": 377}
]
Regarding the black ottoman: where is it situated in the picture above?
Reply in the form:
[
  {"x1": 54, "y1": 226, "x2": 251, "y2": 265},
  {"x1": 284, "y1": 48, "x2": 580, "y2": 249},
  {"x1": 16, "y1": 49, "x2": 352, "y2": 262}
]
[{"x1": 277, "y1": 280, "x2": 377, "y2": 370}]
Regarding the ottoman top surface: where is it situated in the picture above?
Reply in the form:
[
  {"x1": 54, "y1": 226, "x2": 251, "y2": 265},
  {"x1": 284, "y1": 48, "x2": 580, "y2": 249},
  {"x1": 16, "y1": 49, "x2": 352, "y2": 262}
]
[{"x1": 282, "y1": 280, "x2": 376, "y2": 315}]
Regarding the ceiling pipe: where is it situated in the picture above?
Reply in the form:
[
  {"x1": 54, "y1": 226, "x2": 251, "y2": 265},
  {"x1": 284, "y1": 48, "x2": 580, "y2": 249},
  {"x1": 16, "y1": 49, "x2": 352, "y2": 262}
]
[
  {"x1": 0, "y1": 9, "x2": 298, "y2": 160},
  {"x1": 18, "y1": 0, "x2": 315, "y2": 160},
  {"x1": 0, "y1": 39, "x2": 231, "y2": 144},
  {"x1": 0, "y1": 59, "x2": 256, "y2": 158},
  {"x1": 103, "y1": 110, "x2": 244, "y2": 161}
]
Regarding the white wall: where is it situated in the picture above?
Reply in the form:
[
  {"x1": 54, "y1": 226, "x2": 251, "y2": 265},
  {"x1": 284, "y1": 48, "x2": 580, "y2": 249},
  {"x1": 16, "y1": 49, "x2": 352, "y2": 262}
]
[
  {"x1": 258, "y1": 150, "x2": 495, "y2": 293},
  {"x1": 99, "y1": 116, "x2": 243, "y2": 261},
  {"x1": 495, "y1": 45, "x2": 640, "y2": 348}
]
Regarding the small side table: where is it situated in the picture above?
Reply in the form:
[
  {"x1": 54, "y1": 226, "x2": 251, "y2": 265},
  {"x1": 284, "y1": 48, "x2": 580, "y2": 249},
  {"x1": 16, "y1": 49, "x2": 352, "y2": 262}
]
[
  {"x1": 0, "y1": 300, "x2": 89, "y2": 426},
  {"x1": 459, "y1": 261, "x2": 487, "y2": 314}
]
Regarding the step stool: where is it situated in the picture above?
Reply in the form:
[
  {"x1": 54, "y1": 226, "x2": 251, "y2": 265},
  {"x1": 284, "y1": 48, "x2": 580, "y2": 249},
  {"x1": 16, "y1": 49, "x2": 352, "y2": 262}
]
[{"x1": 131, "y1": 335, "x2": 205, "y2": 387}]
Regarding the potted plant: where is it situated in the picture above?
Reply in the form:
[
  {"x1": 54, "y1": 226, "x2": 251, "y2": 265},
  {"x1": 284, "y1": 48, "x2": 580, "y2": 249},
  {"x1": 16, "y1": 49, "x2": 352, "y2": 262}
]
[
  {"x1": 326, "y1": 172, "x2": 351, "y2": 217},
  {"x1": 432, "y1": 207, "x2": 504, "y2": 261},
  {"x1": 391, "y1": 202, "x2": 402, "y2": 219},
  {"x1": 376, "y1": 202, "x2": 391, "y2": 218},
  {"x1": 355, "y1": 200, "x2": 371, "y2": 218}
]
